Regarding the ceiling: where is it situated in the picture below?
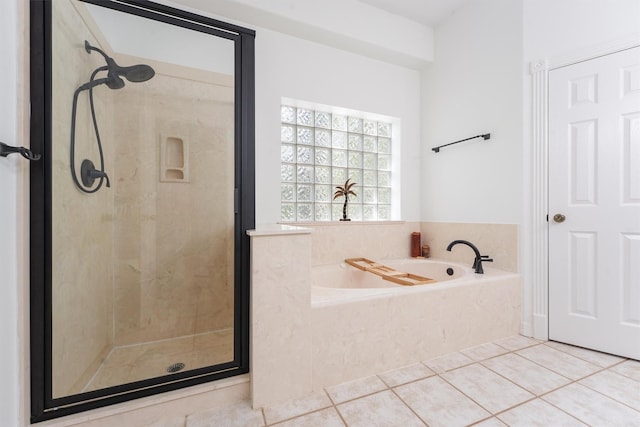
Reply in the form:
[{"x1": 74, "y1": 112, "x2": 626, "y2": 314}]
[{"x1": 358, "y1": 0, "x2": 470, "y2": 27}]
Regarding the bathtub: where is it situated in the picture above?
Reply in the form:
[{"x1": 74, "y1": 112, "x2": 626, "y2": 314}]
[{"x1": 310, "y1": 258, "x2": 521, "y2": 388}]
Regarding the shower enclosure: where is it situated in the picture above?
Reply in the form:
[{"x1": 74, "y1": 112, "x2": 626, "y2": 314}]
[{"x1": 29, "y1": 0, "x2": 254, "y2": 421}]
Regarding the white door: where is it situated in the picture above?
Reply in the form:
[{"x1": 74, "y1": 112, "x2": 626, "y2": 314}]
[{"x1": 549, "y1": 46, "x2": 640, "y2": 360}]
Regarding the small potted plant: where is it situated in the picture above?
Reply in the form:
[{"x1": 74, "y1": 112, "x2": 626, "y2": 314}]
[{"x1": 333, "y1": 178, "x2": 357, "y2": 221}]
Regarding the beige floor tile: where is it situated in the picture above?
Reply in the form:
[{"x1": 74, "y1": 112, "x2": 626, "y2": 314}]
[
  {"x1": 472, "y1": 418, "x2": 507, "y2": 427},
  {"x1": 544, "y1": 341, "x2": 625, "y2": 367},
  {"x1": 325, "y1": 375, "x2": 387, "y2": 404},
  {"x1": 579, "y1": 370, "x2": 640, "y2": 410},
  {"x1": 493, "y1": 335, "x2": 540, "y2": 352},
  {"x1": 481, "y1": 353, "x2": 570, "y2": 395},
  {"x1": 461, "y1": 343, "x2": 509, "y2": 361},
  {"x1": 542, "y1": 383, "x2": 640, "y2": 426},
  {"x1": 441, "y1": 364, "x2": 533, "y2": 413},
  {"x1": 337, "y1": 390, "x2": 425, "y2": 427},
  {"x1": 394, "y1": 375, "x2": 490, "y2": 427},
  {"x1": 497, "y1": 399, "x2": 587, "y2": 427},
  {"x1": 378, "y1": 363, "x2": 435, "y2": 387},
  {"x1": 423, "y1": 352, "x2": 474, "y2": 373},
  {"x1": 263, "y1": 390, "x2": 333, "y2": 425},
  {"x1": 143, "y1": 417, "x2": 187, "y2": 427},
  {"x1": 272, "y1": 407, "x2": 345, "y2": 427},
  {"x1": 186, "y1": 400, "x2": 264, "y2": 427},
  {"x1": 516, "y1": 344, "x2": 601, "y2": 380},
  {"x1": 609, "y1": 359, "x2": 640, "y2": 382}
]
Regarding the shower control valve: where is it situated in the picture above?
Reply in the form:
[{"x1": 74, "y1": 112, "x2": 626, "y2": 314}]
[{"x1": 81, "y1": 159, "x2": 111, "y2": 188}]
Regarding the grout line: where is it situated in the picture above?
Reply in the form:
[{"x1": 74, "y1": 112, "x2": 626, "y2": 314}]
[
  {"x1": 267, "y1": 407, "x2": 336, "y2": 426},
  {"x1": 265, "y1": 338, "x2": 631, "y2": 427},
  {"x1": 260, "y1": 407, "x2": 267, "y2": 427},
  {"x1": 388, "y1": 386, "x2": 430, "y2": 426},
  {"x1": 479, "y1": 351, "x2": 572, "y2": 396},
  {"x1": 325, "y1": 388, "x2": 350, "y2": 427},
  {"x1": 454, "y1": 345, "x2": 591, "y2": 425},
  {"x1": 436, "y1": 363, "x2": 501, "y2": 415},
  {"x1": 543, "y1": 340, "x2": 629, "y2": 366},
  {"x1": 513, "y1": 344, "x2": 600, "y2": 381},
  {"x1": 263, "y1": 391, "x2": 336, "y2": 426},
  {"x1": 81, "y1": 345, "x2": 117, "y2": 393},
  {"x1": 538, "y1": 392, "x2": 598, "y2": 426},
  {"x1": 323, "y1": 388, "x2": 349, "y2": 427},
  {"x1": 575, "y1": 372, "x2": 640, "y2": 413}
]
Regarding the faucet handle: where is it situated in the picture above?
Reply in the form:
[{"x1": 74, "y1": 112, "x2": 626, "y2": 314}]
[{"x1": 482, "y1": 256, "x2": 493, "y2": 263}]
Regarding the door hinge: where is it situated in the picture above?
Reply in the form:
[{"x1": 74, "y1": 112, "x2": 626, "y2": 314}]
[{"x1": 234, "y1": 188, "x2": 239, "y2": 214}]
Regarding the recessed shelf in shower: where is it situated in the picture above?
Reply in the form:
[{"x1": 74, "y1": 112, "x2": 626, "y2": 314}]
[{"x1": 160, "y1": 134, "x2": 189, "y2": 182}]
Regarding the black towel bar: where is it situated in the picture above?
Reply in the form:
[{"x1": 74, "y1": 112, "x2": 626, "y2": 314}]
[{"x1": 432, "y1": 133, "x2": 491, "y2": 153}]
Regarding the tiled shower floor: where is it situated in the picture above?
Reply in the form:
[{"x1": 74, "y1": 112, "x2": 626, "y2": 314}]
[
  {"x1": 84, "y1": 328, "x2": 233, "y2": 392},
  {"x1": 184, "y1": 335, "x2": 640, "y2": 427}
]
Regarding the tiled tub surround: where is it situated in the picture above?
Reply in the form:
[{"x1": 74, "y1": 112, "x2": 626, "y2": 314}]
[
  {"x1": 420, "y1": 222, "x2": 519, "y2": 273},
  {"x1": 249, "y1": 222, "x2": 521, "y2": 408},
  {"x1": 311, "y1": 259, "x2": 520, "y2": 389},
  {"x1": 306, "y1": 221, "x2": 518, "y2": 272}
]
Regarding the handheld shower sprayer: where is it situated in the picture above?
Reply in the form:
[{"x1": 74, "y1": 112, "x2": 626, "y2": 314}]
[{"x1": 70, "y1": 41, "x2": 155, "y2": 193}]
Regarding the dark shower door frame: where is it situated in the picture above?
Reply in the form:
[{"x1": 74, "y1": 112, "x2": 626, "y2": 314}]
[{"x1": 29, "y1": 0, "x2": 255, "y2": 422}]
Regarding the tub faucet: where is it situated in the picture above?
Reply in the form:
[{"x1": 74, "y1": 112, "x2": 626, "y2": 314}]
[{"x1": 446, "y1": 240, "x2": 493, "y2": 274}]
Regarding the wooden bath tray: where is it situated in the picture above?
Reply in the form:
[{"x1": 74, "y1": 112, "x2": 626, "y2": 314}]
[{"x1": 345, "y1": 258, "x2": 437, "y2": 286}]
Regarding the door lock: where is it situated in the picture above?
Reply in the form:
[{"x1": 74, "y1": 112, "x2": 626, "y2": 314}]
[{"x1": 553, "y1": 213, "x2": 566, "y2": 223}]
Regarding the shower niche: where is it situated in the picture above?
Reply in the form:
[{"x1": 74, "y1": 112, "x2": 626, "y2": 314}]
[{"x1": 29, "y1": 0, "x2": 254, "y2": 421}]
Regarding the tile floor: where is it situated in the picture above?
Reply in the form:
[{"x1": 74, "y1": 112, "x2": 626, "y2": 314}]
[
  {"x1": 183, "y1": 335, "x2": 640, "y2": 427},
  {"x1": 84, "y1": 329, "x2": 233, "y2": 392}
]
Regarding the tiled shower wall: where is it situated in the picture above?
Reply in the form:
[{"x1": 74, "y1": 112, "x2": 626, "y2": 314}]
[
  {"x1": 51, "y1": 0, "x2": 115, "y2": 397},
  {"x1": 111, "y1": 70, "x2": 235, "y2": 346}
]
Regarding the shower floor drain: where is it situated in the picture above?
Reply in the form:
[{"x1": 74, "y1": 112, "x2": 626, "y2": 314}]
[{"x1": 166, "y1": 362, "x2": 185, "y2": 373}]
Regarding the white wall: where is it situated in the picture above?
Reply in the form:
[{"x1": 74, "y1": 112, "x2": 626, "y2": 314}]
[
  {"x1": 523, "y1": 0, "x2": 640, "y2": 63},
  {"x1": 255, "y1": 28, "x2": 423, "y2": 224},
  {"x1": 164, "y1": 0, "x2": 425, "y2": 224},
  {"x1": 0, "y1": 0, "x2": 25, "y2": 425},
  {"x1": 421, "y1": 0, "x2": 523, "y2": 223},
  {"x1": 520, "y1": 0, "x2": 640, "y2": 337},
  {"x1": 172, "y1": 0, "x2": 434, "y2": 68}
]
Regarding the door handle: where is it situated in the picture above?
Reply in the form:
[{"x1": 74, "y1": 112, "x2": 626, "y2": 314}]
[{"x1": 553, "y1": 213, "x2": 566, "y2": 223}]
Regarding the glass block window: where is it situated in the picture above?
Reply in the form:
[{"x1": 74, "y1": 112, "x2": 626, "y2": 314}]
[{"x1": 281, "y1": 105, "x2": 393, "y2": 222}]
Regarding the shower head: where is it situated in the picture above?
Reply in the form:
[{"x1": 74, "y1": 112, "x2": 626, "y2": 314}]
[
  {"x1": 116, "y1": 64, "x2": 155, "y2": 82},
  {"x1": 84, "y1": 40, "x2": 155, "y2": 88}
]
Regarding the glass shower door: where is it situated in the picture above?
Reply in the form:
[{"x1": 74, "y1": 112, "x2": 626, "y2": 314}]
[{"x1": 30, "y1": 0, "x2": 254, "y2": 420}]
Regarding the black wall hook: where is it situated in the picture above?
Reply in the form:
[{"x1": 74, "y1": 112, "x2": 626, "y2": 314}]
[{"x1": 0, "y1": 141, "x2": 41, "y2": 161}]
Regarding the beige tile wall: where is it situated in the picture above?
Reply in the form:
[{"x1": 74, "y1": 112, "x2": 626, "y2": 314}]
[
  {"x1": 421, "y1": 222, "x2": 519, "y2": 272},
  {"x1": 306, "y1": 221, "x2": 422, "y2": 266},
  {"x1": 111, "y1": 71, "x2": 235, "y2": 346},
  {"x1": 304, "y1": 221, "x2": 518, "y2": 273},
  {"x1": 51, "y1": 0, "x2": 114, "y2": 397},
  {"x1": 250, "y1": 229, "x2": 313, "y2": 407}
]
